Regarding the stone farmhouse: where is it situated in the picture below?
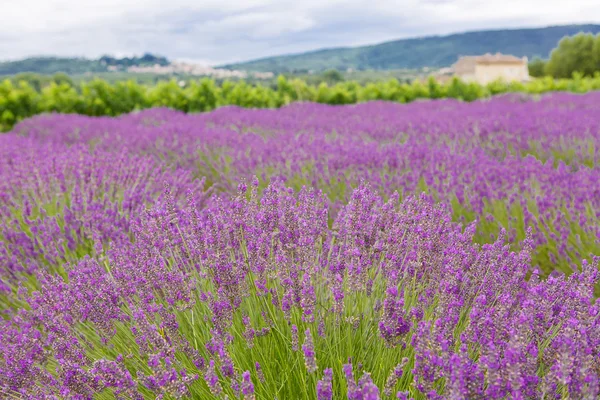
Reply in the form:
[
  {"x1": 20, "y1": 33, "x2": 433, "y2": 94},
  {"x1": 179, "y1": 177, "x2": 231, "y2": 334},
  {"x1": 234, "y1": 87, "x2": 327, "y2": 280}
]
[{"x1": 452, "y1": 53, "x2": 530, "y2": 84}]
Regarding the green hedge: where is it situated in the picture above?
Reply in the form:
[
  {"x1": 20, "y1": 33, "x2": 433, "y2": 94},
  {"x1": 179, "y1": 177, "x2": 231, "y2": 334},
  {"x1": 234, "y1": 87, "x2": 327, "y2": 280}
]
[{"x1": 2, "y1": 73, "x2": 600, "y2": 131}]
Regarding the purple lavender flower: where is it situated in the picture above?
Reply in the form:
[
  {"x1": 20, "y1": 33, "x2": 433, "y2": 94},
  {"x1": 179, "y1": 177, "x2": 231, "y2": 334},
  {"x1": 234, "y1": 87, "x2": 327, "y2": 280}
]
[
  {"x1": 243, "y1": 315, "x2": 256, "y2": 348},
  {"x1": 242, "y1": 370, "x2": 255, "y2": 400},
  {"x1": 318, "y1": 318, "x2": 326, "y2": 338},
  {"x1": 396, "y1": 391, "x2": 409, "y2": 400},
  {"x1": 302, "y1": 328, "x2": 317, "y2": 373},
  {"x1": 384, "y1": 361, "x2": 407, "y2": 397},
  {"x1": 317, "y1": 368, "x2": 333, "y2": 400},
  {"x1": 379, "y1": 286, "x2": 410, "y2": 346},
  {"x1": 301, "y1": 273, "x2": 316, "y2": 323},
  {"x1": 359, "y1": 372, "x2": 380, "y2": 400},
  {"x1": 291, "y1": 324, "x2": 299, "y2": 352},
  {"x1": 2, "y1": 109, "x2": 600, "y2": 400},
  {"x1": 204, "y1": 359, "x2": 222, "y2": 396},
  {"x1": 255, "y1": 362, "x2": 265, "y2": 383},
  {"x1": 343, "y1": 362, "x2": 361, "y2": 400}
]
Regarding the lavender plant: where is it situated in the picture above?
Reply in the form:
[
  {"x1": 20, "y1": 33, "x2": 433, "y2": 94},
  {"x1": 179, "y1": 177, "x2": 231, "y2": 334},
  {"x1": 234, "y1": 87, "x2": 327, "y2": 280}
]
[
  {"x1": 9, "y1": 93, "x2": 600, "y2": 273},
  {"x1": 2, "y1": 92, "x2": 600, "y2": 398},
  {"x1": 0, "y1": 136, "x2": 207, "y2": 302},
  {"x1": 2, "y1": 181, "x2": 598, "y2": 399}
]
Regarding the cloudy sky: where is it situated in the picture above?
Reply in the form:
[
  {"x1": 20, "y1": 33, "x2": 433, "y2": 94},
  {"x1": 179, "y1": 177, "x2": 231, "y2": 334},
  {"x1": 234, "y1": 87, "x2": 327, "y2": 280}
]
[{"x1": 1, "y1": 0, "x2": 599, "y2": 65}]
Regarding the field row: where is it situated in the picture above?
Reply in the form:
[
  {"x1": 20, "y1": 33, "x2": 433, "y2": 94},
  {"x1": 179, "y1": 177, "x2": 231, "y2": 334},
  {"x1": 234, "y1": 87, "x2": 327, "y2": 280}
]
[{"x1": 1, "y1": 92, "x2": 600, "y2": 398}]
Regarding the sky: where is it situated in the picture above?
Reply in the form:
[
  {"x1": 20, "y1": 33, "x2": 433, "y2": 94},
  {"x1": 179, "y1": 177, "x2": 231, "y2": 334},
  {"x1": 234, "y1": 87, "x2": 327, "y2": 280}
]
[{"x1": 1, "y1": 0, "x2": 599, "y2": 66}]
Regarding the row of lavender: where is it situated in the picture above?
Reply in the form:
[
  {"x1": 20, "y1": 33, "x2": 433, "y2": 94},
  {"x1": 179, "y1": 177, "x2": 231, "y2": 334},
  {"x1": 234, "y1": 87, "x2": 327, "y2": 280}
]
[
  {"x1": 1, "y1": 92, "x2": 600, "y2": 398},
  {"x1": 7, "y1": 92, "x2": 600, "y2": 274}
]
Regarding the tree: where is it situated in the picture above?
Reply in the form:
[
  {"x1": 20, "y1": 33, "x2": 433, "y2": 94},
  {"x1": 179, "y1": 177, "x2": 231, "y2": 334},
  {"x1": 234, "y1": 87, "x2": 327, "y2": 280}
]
[
  {"x1": 321, "y1": 69, "x2": 344, "y2": 85},
  {"x1": 545, "y1": 33, "x2": 599, "y2": 78},
  {"x1": 594, "y1": 35, "x2": 600, "y2": 71},
  {"x1": 52, "y1": 72, "x2": 74, "y2": 87},
  {"x1": 12, "y1": 73, "x2": 43, "y2": 91},
  {"x1": 528, "y1": 58, "x2": 547, "y2": 77}
]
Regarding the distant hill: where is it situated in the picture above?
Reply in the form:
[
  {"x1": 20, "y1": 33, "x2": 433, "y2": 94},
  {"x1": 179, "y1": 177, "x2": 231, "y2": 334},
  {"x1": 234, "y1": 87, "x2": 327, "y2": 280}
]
[
  {"x1": 0, "y1": 53, "x2": 169, "y2": 76},
  {"x1": 219, "y1": 24, "x2": 600, "y2": 73}
]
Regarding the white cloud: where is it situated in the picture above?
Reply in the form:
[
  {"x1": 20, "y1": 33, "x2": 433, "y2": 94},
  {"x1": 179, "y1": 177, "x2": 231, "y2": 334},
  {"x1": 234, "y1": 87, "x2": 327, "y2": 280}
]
[
  {"x1": 188, "y1": 11, "x2": 316, "y2": 39},
  {"x1": 0, "y1": 0, "x2": 598, "y2": 64}
]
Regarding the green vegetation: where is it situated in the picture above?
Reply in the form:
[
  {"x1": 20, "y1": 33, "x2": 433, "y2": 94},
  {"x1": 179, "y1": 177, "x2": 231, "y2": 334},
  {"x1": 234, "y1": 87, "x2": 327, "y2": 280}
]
[
  {"x1": 0, "y1": 53, "x2": 169, "y2": 76},
  {"x1": 528, "y1": 32, "x2": 600, "y2": 78},
  {"x1": 220, "y1": 24, "x2": 600, "y2": 73},
  {"x1": 544, "y1": 33, "x2": 600, "y2": 78},
  {"x1": 2, "y1": 74, "x2": 600, "y2": 132},
  {"x1": 0, "y1": 57, "x2": 107, "y2": 76},
  {"x1": 4, "y1": 68, "x2": 423, "y2": 89},
  {"x1": 528, "y1": 58, "x2": 547, "y2": 77}
]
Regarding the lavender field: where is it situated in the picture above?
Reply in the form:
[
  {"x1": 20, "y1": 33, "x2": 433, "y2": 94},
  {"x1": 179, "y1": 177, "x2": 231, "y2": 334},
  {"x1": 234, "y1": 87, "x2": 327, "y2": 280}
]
[{"x1": 1, "y1": 92, "x2": 600, "y2": 399}]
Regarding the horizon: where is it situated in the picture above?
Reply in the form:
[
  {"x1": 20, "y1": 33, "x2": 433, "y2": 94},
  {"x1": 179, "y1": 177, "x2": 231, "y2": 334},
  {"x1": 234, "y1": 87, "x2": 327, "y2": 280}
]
[
  {"x1": 3, "y1": 22, "x2": 600, "y2": 68},
  {"x1": 1, "y1": 0, "x2": 599, "y2": 66}
]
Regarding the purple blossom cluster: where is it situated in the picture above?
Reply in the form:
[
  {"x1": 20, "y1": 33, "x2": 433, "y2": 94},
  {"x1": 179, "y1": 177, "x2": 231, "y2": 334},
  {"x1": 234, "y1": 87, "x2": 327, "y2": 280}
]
[
  {"x1": 0, "y1": 135, "x2": 207, "y2": 294},
  {"x1": 9, "y1": 92, "x2": 600, "y2": 272},
  {"x1": 1, "y1": 93, "x2": 600, "y2": 398},
  {"x1": 1, "y1": 180, "x2": 598, "y2": 398}
]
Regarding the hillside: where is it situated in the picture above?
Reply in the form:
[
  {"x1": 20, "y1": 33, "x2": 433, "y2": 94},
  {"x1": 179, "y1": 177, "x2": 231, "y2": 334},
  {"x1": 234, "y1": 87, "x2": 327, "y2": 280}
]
[
  {"x1": 219, "y1": 24, "x2": 600, "y2": 73},
  {"x1": 0, "y1": 53, "x2": 169, "y2": 76},
  {"x1": 0, "y1": 57, "x2": 106, "y2": 75}
]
